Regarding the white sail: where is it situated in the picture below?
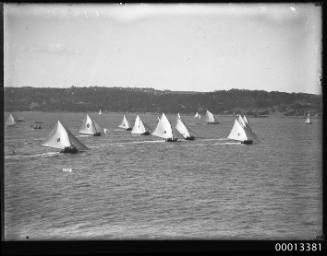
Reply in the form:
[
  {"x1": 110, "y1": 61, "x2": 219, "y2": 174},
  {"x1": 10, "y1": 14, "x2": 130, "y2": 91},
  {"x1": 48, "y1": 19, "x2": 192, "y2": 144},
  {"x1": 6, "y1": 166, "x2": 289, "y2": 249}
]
[
  {"x1": 205, "y1": 110, "x2": 217, "y2": 123},
  {"x1": 237, "y1": 114, "x2": 247, "y2": 127},
  {"x1": 118, "y1": 115, "x2": 131, "y2": 129},
  {"x1": 42, "y1": 121, "x2": 88, "y2": 150},
  {"x1": 305, "y1": 113, "x2": 312, "y2": 124},
  {"x1": 93, "y1": 120, "x2": 103, "y2": 133},
  {"x1": 99, "y1": 109, "x2": 102, "y2": 115},
  {"x1": 194, "y1": 112, "x2": 201, "y2": 119},
  {"x1": 6, "y1": 113, "x2": 16, "y2": 126},
  {"x1": 151, "y1": 113, "x2": 174, "y2": 139},
  {"x1": 243, "y1": 115, "x2": 249, "y2": 125},
  {"x1": 175, "y1": 115, "x2": 192, "y2": 139},
  {"x1": 79, "y1": 114, "x2": 102, "y2": 135},
  {"x1": 227, "y1": 117, "x2": 258, "y2": 143},
  {"x1": 132, "y1": 115, "x2": 150, "y2": 135}
]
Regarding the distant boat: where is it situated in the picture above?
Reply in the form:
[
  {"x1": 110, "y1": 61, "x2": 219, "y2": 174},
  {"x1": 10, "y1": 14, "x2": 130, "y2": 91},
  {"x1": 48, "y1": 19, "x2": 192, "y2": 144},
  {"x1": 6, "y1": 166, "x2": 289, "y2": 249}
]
[
  {"x1": 118, "y1": 114, "x2": 132, "y2": 130},
  {"x1": 42, "y1": 120, "x2": 88, "y2": 153},
  {"x1": 152, "y1": 113, "x2": 178, "y2": 142},
  {"x1": 194, "y1": 112, "x2": 201, "y2": 119},
  {"x1": 305, "y1": 113, "x2": 312, "y2": 124},
  {"x1": 79, "y1": 114, "x2": 103, "y2": 136},
  {"x1": 227, "y1": 114, "x2": 258, "y2": 144},
  {"x1": 205, "y1": 110, "x2": 220, "y2": 124},
  {"x1": 31, "y1": 121, "x2": 42, "y2": 129},
  {"x1": 98, "y1": 109, "x2": 102, "y2": 115},
  {"x1": 6, "y1": 113, "x2": 16, "y2": 127},
  {"x1": 131, "y1": 115, "x2": 150, "y2": 135},
  {"x1": 175, "y1": 114, "x2": 195, "y2": 140}
]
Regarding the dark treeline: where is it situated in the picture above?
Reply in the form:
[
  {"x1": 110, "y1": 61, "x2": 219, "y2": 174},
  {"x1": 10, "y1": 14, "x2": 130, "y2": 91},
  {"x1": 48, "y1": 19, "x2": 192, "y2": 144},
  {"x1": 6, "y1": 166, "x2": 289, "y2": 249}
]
[{"x1": 4, "y1": 86, "x2": 322, "y2": 116}]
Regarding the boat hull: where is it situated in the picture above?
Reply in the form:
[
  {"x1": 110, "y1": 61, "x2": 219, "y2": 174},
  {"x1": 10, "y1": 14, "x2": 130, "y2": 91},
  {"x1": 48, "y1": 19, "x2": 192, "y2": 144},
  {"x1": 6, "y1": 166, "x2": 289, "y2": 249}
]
[
  {"x1": 241, "y1": 140, "x2": 253, "y2": 145},
  {"x1": 60, "y1": 147, "x2": 79, "y2": 154},
  {"x1": 94, "y1": 132, "x2": 101, "y2": 136},
  {"x1": 206, "y1": 122, "x2": 220, "y2": 124},
  {"x1": 185, "y1": 136, "x2": 195, "y2": 140},
  {"x1": 166, "y1": 138, "x2": 178, "y2": 142}
]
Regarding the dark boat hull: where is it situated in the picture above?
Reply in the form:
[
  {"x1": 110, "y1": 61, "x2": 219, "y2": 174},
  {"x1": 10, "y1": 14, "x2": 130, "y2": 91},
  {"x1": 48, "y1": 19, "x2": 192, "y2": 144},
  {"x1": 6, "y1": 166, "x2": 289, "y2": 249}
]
[
  {"x1": 206, "y1": 122, "x2": 220, "y2": 124},
  {"x1": 60, "y1": 147, "x2": 79, "y2": 154},
  {"x1": 166, "y1": 138, "x2": 178, "y2": 142},
  {"x1": 241, "y1": 140, "x2": 253, "y2": 145},
  {"x1": 94, "y1": 132, "x2": 101, "y2": 136},
  {"x1": 185, "y1": 136, "x2": 195, "y2": 140}
]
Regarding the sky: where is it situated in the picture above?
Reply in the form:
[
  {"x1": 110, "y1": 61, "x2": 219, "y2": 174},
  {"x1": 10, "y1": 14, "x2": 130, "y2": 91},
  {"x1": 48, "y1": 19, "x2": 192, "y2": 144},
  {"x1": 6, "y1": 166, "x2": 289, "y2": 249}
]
[{"x1": 4, "y1": 3, "x2": 322, "y2": 94}]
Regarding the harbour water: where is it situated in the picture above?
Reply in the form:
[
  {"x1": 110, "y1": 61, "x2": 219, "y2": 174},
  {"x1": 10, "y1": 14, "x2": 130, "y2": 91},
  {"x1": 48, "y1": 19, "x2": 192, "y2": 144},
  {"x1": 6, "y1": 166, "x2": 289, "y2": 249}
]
[{"x1": 4, "y1": 112, "x2": 322, "y2": 240}]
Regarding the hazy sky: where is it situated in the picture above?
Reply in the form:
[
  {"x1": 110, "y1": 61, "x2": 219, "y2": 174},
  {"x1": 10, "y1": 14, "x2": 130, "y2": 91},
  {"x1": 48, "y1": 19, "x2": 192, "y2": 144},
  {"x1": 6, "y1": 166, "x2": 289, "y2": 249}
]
[{"x1": 4, "y1": 3, "x2": 322, "y2": 94}]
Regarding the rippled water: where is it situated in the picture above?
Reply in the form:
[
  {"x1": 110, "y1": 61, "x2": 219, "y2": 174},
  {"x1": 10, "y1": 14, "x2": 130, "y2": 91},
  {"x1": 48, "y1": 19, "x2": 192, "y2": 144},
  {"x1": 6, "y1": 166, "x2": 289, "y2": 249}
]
[{"x1": 4, "y1": 112, "x2": 322, "y2": 240}]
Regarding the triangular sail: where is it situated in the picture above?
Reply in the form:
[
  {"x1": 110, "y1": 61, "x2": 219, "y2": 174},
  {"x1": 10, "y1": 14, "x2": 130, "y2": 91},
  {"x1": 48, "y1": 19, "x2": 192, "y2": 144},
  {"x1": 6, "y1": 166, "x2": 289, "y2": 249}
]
[
  {"x1": 205, "y1": 110, "x2": 216, "y2": 123},
  {"x1": 93, "y1": 120, "x2": 103, "y2": 133},
  {"x1": 243, "y1": 115, "x2": 249, "y2": 125},
  {"x1": 79, "y1": 114, "x2": 102, "y2": 135},
  {"x1": 227, "y1": 117, "x2": 258, "y2": 143},
  {"x1": 42, "y1": 121, "x2": 88, "y2": 150},
  {"x1": 194, "y1": 112, "x2": 201, "y2": 119},
  {"x1": 175, "y1": 115, "x2": 191, "y2": 139},
  {"x1": 118, "y1": 115, "x2": 131, "y2": 129},
  {"x1": 99, "y1": 109, "x2": 102, "y2": 115},
  {"x1": 151, "y1": 113, "x2": 174, "y2": 139},
  {"x1": 305, "y1": 113, "x2": 311, "y2": 124},
  {"x1": 6, "y1": 113, "x2": 16, "y2": 126},
  {"x1": 132, "y1": 115, "x2": 150, "y2": 134},
  {"x1": 237, "y1": 114, "x2": 247, "y2": 127}
]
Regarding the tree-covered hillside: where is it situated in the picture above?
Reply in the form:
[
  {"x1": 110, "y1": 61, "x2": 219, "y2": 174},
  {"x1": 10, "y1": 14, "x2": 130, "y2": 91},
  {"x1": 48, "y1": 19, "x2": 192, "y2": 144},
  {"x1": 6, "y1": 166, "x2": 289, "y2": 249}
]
[{"x1": 3, "y1": 87, "x2": 322, "y2": 116}]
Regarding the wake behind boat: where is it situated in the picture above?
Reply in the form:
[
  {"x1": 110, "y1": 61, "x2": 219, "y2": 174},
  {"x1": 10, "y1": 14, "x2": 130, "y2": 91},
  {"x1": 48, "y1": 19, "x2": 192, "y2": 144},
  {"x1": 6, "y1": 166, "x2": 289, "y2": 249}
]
[{"x1": 42, "y1": 120, "x2": 88, "y2": 153}]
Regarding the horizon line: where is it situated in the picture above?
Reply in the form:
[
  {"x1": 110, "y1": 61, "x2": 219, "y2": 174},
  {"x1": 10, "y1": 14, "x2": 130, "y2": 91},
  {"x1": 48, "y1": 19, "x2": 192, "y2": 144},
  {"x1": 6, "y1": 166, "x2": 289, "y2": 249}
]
[{"x1": 3, "y1": 85, "x2": 322, "y2": 95}]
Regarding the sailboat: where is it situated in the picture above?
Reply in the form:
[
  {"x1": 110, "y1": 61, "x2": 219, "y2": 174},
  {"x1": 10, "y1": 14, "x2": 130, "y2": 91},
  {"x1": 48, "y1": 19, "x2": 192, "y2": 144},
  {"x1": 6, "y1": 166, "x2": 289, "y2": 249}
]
[
  {"x1": 205, "y1": 110, "x2": 219, "y2": 124},
  {"x1": 227, "y1": 115, "x2": 258, "y2": 144},
  {"x1": 6, "y1": 113, "x2": 16, "y2": 127},
  {"x1": 118, "y1": 114, "x2": 132, "y2": 130},
  {"x1": 175, "y1": 114, "x2": 195, "y2": 140},
  {"x1": 242, "y1": 114, "x2": 249, "y2": 125},
  {"x1": 131, "y1": 115, "x2": 150, "y2": 135},
  {"x1": 42, "y1": 120, "x2": 88, "y2": 153},
  {"x1": 194, "y1": 112, "x2": 201, "y2": 119},
  {"x1": 152, "y1": 113, "x2": 178, "y2": 142},
  {"x1": 98, "y1": 109, "x2": 102, "y2": 115},
  {"x1": 79, "y1": 114, "x2": 103, "y2": 136},
  {"x1": 305, "y1": 113, "x2": 312, "y2": 124}
]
